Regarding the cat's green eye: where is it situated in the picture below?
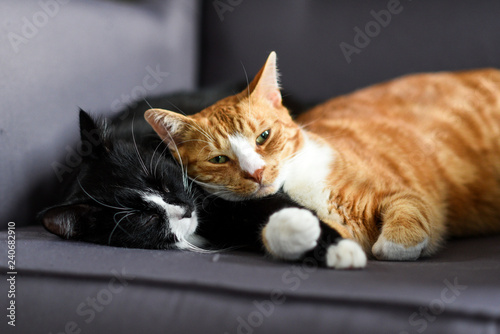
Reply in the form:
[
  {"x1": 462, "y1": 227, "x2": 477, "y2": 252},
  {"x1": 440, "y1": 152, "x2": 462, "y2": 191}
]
[
  {"x1": 256, "y1": 130, "x2": 270, "y2": 145},
  {"x1": 209, "y1": 155, "x2": 229, "y2": 164}
]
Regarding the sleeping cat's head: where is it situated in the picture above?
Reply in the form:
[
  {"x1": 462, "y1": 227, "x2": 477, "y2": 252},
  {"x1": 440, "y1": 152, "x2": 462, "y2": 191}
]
[
  {"x1": 145, "y1": 52, "x2": 304, "y2": 201},
  {"x1": 39, "y1": 110, "x2": 201, "y2": 250}
]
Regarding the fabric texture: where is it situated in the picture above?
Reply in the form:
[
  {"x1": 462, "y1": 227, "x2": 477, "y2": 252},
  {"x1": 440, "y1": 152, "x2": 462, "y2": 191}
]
[{"x1": 1, "y1": 226, "x2": 499, "y2": 334}]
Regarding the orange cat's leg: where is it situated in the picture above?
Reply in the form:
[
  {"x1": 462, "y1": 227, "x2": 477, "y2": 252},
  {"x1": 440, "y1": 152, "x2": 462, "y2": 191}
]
[{"x1": 372, "y1": 192, "x2": 446, "y2": 260}]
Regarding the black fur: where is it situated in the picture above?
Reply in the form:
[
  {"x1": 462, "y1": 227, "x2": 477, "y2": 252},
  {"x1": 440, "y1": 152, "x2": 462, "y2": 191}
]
[
  {"x1": 38, "y1": 86, "x2": 340, "y2": 266},
  {"x1": 39, "y1": 110, "x2": 194, "y2": 248}
]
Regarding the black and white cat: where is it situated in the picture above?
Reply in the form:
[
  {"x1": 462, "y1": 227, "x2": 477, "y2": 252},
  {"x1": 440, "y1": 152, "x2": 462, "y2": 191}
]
[
  {"x1": 39, "y1": 87, "x2": 366, "y2": 268},
  {"x1": 39, "y1": 85, "x2": 242, "y2": 250}
]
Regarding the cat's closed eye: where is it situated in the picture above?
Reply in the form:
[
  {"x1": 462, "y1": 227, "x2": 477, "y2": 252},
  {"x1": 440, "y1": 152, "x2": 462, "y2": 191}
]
[{"x1": 145, "y1": 214, "x2": 160, "y2": 227}]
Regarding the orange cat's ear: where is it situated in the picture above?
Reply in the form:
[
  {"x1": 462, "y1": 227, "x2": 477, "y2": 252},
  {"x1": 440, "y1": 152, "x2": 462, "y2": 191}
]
[
  {"x1": 144, "y1": 108, "x2": 192, "y2": 148},
  {"x1": 248, "y1": 51, "x2": 282, "y2": 108}
]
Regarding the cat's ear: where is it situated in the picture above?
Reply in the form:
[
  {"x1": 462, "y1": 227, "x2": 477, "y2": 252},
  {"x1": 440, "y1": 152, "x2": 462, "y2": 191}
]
[
  {"x1": 144, "y1": 108, "x2": 193, "y2": 148},
  {"x1": 248, "y1": 51, "x2": 282, "y2": 108},
  {"x1": 39, "y1": 203, "x2": 95, "y2": 239},
  {"x1": 79, "y1": 109, "x2": 110, "y2": 157}
]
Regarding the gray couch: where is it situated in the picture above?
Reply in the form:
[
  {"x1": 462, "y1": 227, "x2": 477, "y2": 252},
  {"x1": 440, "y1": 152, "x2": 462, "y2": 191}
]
[{"x1": 1, "y1": 1, "x2": 500, "y2": 333}]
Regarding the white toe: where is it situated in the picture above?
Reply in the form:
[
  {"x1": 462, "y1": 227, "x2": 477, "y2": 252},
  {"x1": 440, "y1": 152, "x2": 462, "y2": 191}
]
[
  {"x1": 372, "y1": 235, "x2": 428, "y2": 261},
  {"x1": 326, "y1": 239, "x2": 367, "y2": 269}
]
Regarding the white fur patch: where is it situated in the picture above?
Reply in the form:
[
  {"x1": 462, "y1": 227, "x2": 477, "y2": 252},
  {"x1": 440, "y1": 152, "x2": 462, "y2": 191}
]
[
  {"x1": 372, "y1": 235, "x2": 429, "y2": 261},
  {"x1": 279, "y1": 132, "x2": 342, "y2": 224},
  {"x1": 171, "y1": 214, "x2": 198, "y2": 242},
  {"x1": 142, "y1": 193, "x2": 198, "y2": 240},
  {"x1": 176, "y1": 233, "x2": 206, "y2": 250},
  {"x1": 263, "y1": 208, "x2": 321, "y2": 260},
  {"x1": 229, "y1": 134, "x2": 265, "y2": 175},
  {"x1": 326, "y1": 239, "x2": 367, "y2": 269}
]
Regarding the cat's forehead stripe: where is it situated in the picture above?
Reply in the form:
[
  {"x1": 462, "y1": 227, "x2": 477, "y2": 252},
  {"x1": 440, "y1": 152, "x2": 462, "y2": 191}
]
[
  {"x1": 141, "y1": 193, "x2": 185, "y2": 218},
  {"x1": 230, "y1": 114, "x2": 258, "y2": 134},
  {"x1": 228, "y1": 134, "x2": 265, "y2": 175}
]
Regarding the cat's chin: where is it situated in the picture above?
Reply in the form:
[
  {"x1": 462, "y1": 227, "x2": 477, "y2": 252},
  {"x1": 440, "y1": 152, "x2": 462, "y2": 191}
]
[
  {"x1": 206, "y1": 185, "x2": 278, "y2": 202},
  {"x1": 252, "y1": 185, "x2": 279, "y2": 198},
  {"x1": 240, "y1": 185, "x2": 279, "y2": 200}
]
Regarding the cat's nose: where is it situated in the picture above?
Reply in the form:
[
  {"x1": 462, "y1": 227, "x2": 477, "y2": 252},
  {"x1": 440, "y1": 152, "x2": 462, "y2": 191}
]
[
  {"x1": 245, "y1": 168, "x2": 264, "y2": 184},
  {"x1": 182, "y1": 210, "x2": 192, "y2": 219}
]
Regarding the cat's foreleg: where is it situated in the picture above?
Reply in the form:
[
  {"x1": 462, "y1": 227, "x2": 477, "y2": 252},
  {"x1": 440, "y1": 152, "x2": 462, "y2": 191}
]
[
  {"x1": 261, "y1": 208, "x2": 367, "y2": 269},
  {"x1": 372, "y1": 192, "x2": 445, "y2": 260},
  {"x1": 307, "y1": 221, "x2": 367, "y2": 269}
]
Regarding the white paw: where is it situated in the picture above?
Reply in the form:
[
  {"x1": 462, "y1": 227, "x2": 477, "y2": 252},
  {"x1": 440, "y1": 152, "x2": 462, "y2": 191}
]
[
  {"x1": 326, "y1": 239, "x2": 367, "y2": 269},
  {"x1": 372, "y1": 235, "x2": 428, "y2": 261},
  {"x1": 264, "y1": 208, "x2": 321, "y2": 260}
]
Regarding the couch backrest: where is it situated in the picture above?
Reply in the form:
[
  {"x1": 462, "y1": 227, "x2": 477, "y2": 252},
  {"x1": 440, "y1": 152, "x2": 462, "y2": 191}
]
[
  {"x1": 0, "y1": 0, "x2": 199, "y2": 228},
  {"x1": 200, "y1": 0, "x2": 500, "y2": 104}
]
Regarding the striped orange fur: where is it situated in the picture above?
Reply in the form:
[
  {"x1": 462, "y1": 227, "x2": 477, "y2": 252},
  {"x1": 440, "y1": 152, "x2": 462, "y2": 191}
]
[{"x1": 146, "y1": 52, "x2": 500, "y2": 260}]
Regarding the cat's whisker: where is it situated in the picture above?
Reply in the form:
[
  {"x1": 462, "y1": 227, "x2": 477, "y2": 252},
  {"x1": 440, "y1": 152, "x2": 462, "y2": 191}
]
[
  {"x1": 195, "y1": 144, "x2": 216, "y2": 161},
  {"x1": 194, "y1": 127, "x2": 215, "y2": 145},
  {"x1": 190, "y1": 179, "x2": 238, "y2": 201},
  {"x1": 176, "y1": 236, "x2": 220, "y2": 254},
  {"x1": 77, "y1": 178, "x2": 133, "y2": 211},
  {"x1": 200, "y1": 187, "x2": 243, "y2": 203},
  {"x1": 113, "y1": 194, "x2": 130, "y2": 211},
  {"x1": 146, "y1": 108, "x2": 193, "y2": 194},
  {"x1": 150, "y1": 139, "x2": 166, "y2": 178},
  {"x1": 152, "y1": 141, "x2": 171, "y2": 180},
  {"x1": 198, "y1": 123, "x2": 217, "y2": 142},
  {"x1": 297, "y1": 116, "x2": 325, "y2": 129},
  {"x1": 186, "y1": 123, "x2": 216, "y2": 144},
  {"x1": 160, "y1": 127, "x2": 187, "y2": 189},
  {"x1": 179, "y1": 139, "x2": 212, "y2": 146},
  {"x1": 143, "y1": 98, "x2": 153, "y2": 109},
  {"x1": 191, "y1": 179, "x2": 226, "y2": 191},
  {"x1": 240, "y1": 61, "x2": 252, "y2": 114},
  {"x1": 183, "y1": 161, "x2": 190, "y2": 192},
  {"x1": 191, "y1": 192, "x2": 205, "y2": 204},
  {"x1": 286, "y1": 147, "x2": 308, "y2": 162},
  {"x1": 162, "y1": 98, "x2": 188, "y2": 116},
  {"x1": 200, "y1": 192, "x2": 226, "y2": 207},
  {"x1": 131, "y1": 113, "x2": 150, "y2": 177},
  {"x1": 109, "y1": 211, "x2": 136, "y2": 245},
  {"x1": 188, "y1": 175, "x2": 205, "y2": 195}
]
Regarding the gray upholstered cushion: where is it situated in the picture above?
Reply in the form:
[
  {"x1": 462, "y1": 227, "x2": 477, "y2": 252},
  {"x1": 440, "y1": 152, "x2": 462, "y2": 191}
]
[
  {"x1": 0, "y1": 0, "x2": 198, "y2": 228},
  {"x1": 201, "y1": 0, "x2": 500, "y2": 103},
  {"x1": 1, "y1": 226, "x2": 499, "y2": 334}
]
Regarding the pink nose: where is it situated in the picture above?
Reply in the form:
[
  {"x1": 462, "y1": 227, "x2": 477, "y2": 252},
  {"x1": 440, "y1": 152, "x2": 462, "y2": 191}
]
[{"x1": 245, "y1": 168, "x2": 264, "y2": 184}]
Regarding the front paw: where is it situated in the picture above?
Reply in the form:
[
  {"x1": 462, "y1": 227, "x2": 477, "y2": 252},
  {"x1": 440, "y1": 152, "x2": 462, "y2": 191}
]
[
  {"x1": 326, "y1": 239, "x2": 367, "y2": 269},
  {"x1": 372, "y1": 235, "x2": 428, "y2": 261},
  {"x1": 263, "y1": 208, "x2": 321, "y2": 260}
]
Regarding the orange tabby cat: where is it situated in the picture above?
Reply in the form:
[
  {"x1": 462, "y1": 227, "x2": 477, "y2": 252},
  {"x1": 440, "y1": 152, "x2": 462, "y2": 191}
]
[{"x1": 145, "y1": 52, "x2": 500, "y2": 267}]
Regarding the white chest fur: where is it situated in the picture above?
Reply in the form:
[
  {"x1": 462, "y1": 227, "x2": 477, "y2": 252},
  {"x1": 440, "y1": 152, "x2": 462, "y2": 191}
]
[{"x1": 279, "y1": 132, "x2": 343, "y2": 225}]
